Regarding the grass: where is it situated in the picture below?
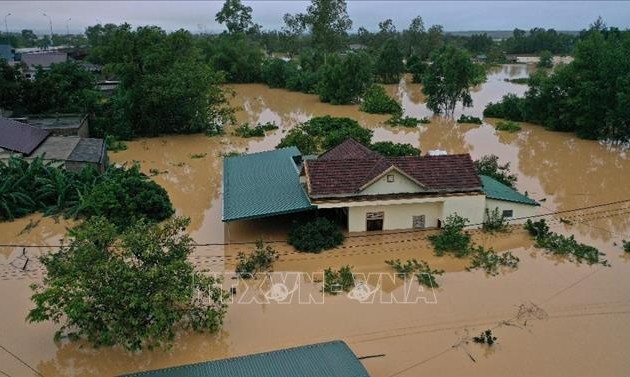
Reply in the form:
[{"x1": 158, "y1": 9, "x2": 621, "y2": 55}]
[{"x1": 495, "y1": 120, "x2": 522, "y2": 132}]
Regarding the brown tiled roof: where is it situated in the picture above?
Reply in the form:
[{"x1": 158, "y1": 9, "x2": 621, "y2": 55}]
[
  {"x1": 305, "y1": 140, "x2": 481, "y2": 198},
  {"x1": 317, "y1": 138, "x2": 382, "y2": 160},
  {"x1": 0, "y1": 117, "x2": 50, "y2": 155}
]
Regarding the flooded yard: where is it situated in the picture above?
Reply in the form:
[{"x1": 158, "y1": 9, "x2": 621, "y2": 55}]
[{"x1": 1, "y1": 64, "x2": 630, "y2": 376}]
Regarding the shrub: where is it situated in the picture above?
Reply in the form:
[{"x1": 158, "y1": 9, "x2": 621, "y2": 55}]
[
  {"x1": 360, "y1": 85, "x2": 402, "y2": 115},
  {"x1": 235, "y1": 240, "x2": 279, "y2": 278},
  {"x1": 428, "y1": 214, "x2": 472, "y2": 258},
  {"x1": 385, "y1": 259, "x2": 419, "y2": 277},
  {"x1": 473, "y1": 330, "x2": 497, "y2": 346},
  {"x1": 482, "y1": 207, "x2": 509, "y2": 233},
  {"x1": 537, "y1": 50, "x2": 554, "y2": 68},
  {"x1": 495, "y1": 120, "x2": 522, "y2": 132},
  {"x1": 524, "y1": 219, "x2": 550, "y2": 239},
  {"x1": 385, "y1": 115, "x2": 421, "y2": 128},
  {"x1": 105, "y1": 135, "x2": 128, "y2": 152},
  {"x1": 457, "y1": 115, "x2": 483, "y2": 124},
  {"x1": 370, "y1": 141, "x2": 420, "y2": 157},
  {"x1": 288, "y1": 217, "x2": 345, "y2": 253},
  {"x1": 323, "y1": 265, "x2": 355, "y2": 294},
  {"x1": 466, "y1": 246, "x2": 519, "y2": 276},
  {"x1": 386, "y1": 259, "x2": 444, "y2": 287},
  {"x1": 623, "y1": 240, "x2": 630, "y2": 253},
  {"x1": 474, "y1": 154, "x2": 518, "y2": 188},
  {"x1": 233, "y1": 122, "x2": 279, "y2": 138},
  {"x1": 483, "y1": 93, "x2": 526, "y2": 121}
]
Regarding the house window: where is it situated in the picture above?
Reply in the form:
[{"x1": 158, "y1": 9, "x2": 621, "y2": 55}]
[
  {"x1": 366, "y1": 212, "x2": 384, "y2": 231},
  {"x1": 502, "y1": 210, "x2": 514, "y2": 218},
  {"x1": 386, "y1": 174, "x2": 395, "y2": 183},
  {"x1": 412, "y1": 215, "x2": 426, "y2": 229}
]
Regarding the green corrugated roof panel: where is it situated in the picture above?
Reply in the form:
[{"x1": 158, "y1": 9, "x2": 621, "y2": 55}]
[
  {"x1": 480, "y1": 175, "x2": 539, "y2": 206},
  {"x1": 223, "y1": 147, "x2": 314, "y2": 222},
  {"x1": 121, "y1": 340, "x2": 370, "y2": 377}
]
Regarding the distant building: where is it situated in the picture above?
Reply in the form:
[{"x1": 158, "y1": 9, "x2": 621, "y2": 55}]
[
  {"x1": 0, "y1": 117, "x2": 107, "y2": 172},
  {"x1": 18, "y1": 114, "x2": 90, "y2": 137},
  {"x1": 0, "y1": 44, "x2": 15, "y2": 62},
  {"x1": 348, "y1": 44, "x2": 367, "y2": 51},
  {"x1": 121, "y1": 341, "x2": 371, "y2": 377},
  {"x1": 19, "y1": 52, "x2": 68, "y2": 79},
  {"x1": 96, "y1": 80, "x2": 121, "y2": 96},
  {"x1": 223, "y1": 139, "x2": 538, "y2": 232}
]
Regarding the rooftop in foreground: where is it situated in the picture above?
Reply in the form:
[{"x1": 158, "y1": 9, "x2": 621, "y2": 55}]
[
  {"x1": 480, "y1": 174, "x2": 539, "y2": 206},
  {"x1": 121, "y1": 340, "x2": 370, "y2": 377},
  {"x1": 222, "y1": 147, "x2": 314, "y2": 222}
]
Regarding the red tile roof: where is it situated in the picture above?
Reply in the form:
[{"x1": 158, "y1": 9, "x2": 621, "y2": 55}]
[
  {"x1": 0, "y1": 117, "x2": 50, "y2": 155},
  {"x1": 305, "y1": 139, "x2": 481, "y2": 198}
]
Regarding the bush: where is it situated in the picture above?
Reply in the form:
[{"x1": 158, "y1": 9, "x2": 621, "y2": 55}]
[
  {"x1": 323, "y1": 265, "x2": 355, "y2": 294},
  {"x1": 235, "y1": 240, "x2": 279, "y2": 278},
  {"x1": 495, "y1": 120, "x2": 522, "y2": 132},
  {"x1": 370, "y1": 141, "x2": 420, "y2": 157},
  {"x1": 524, "y1": 219, "x2": 550, "y2": 239},
  {"x1": 105, "y1": 135, "x2": 128, "y2": 152},
  {"x1": 483, "y1": 93, "x2": 526, "y2": 121},
  {"x1": 473, "y1": 330, "x2": 497, "y2": 346},
  {"x1": 537, "y1": 50, "x2": 553, "y2": 68},
  {"x1": 360, "y1": 85, "x2": 402, "y2": 115},
  {"x1": 466, "y1": 246, "x2": 519, "y2": 276},
  {"x1": 288, "y1": 217, "x2": 345, "y2": 253},
  {"x1": 277, "y1": 116, "x2": 373, "y2": 154},
  {"x1": 623, "y1": 240, "x2": 630, "y2": 253},
  {"x1": 385, "y1": 115, "x2": 421, "y2": 128},
  {"x1": 474, "y1": 154, "x2": 518, "y2": 188},
  {"x1": 457, "y1": 115, "x2": 483, "y2": 124},
  {"x1": 386, "y1": 259, "x2": 445, "y2": 288},
  {"x1": 482, "y1": 207, "x2": 509, "y2": 233},
  {"x1": 233, "y1": 122, "x2": 279, "y2": 138},
  {"x1": 428, "y1": 214, "x2": 472, "y2": 258}
]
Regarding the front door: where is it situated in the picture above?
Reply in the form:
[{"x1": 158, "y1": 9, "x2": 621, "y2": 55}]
[{"x1": 366, "y1": 212, "x2": 384, "y2": 231}]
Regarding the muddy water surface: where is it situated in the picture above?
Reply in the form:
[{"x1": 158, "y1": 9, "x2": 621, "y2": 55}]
[{"x1": 1, "y1": 64, "x2": 630, "y2": 377}]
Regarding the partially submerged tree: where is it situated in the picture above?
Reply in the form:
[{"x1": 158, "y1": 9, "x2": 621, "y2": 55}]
[
  {"x1": 422, "y1": 45, "x2": 486, "y2": 116},
  {"x1": 28, "y1": 217, "x2": 228, "y2": 351},
  {"x1": 283, "y1": 0, "x2": 352, "y2": 53},
  {"x1": 473, "y1": 154, "x2": 518, "y2": 188}
]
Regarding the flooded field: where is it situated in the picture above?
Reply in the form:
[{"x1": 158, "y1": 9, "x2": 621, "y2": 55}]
[{"x1": 1, "y1": 64, "x2": 630, "y2": 376}]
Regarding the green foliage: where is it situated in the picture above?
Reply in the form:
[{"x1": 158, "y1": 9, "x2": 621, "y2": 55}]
[
  {"x1": 190, "y1": 153, "x2": 207, "y2": 159},
  {"x1": 466, "y1": 246, "x2": 519, "y2": 276},
  {"x1": 288, "y1": 217, "x2": 345, "y2": 253},
  {"x1": 360, "y1": 85, "x2": 402, "y2": 115},
  {"x1": 524, "y1": 219, "x2": 608, "y2": 266},
  {"x1": 473, "y1": 154, "x2": 518, "y2": 188},
  {"x1": 28, "y1": 216, "x2": 228, "y2": 351},
  {"x1": 277, "y1": 116, "x2": 373, "y2": 154},
  {"x1": 215, "y1": 0, "x2": 258, "y2": 34},
  {"x1": 0, "y1": 157, "x2": 173, "y2": 229},
  {"x1": 428, "y1": 214, "x2": 472, "y2": 258},
  {"x1": 385, "y1": 259, "x2": 444, "y2": 288},
  {"x1": 505, "y1": 77, "x2": 529, "y2": 84},
  {"x1": 233, "y1": 122, "x2": 278, "y2": 137},
  {"x1": 370, "y1": 141, "x2": 420, "y2": 157},
  {"x1": 457, "y1": 115, "x2": 483, "y2": 124},
  {"x1": 422, "y1": 45, "x2": 486, "y2": 116},
  {"x1": 623, "y1": 240, "x2": 630, "y2": 253},
  {"x1": 385, "y1": 115, "x2": 422, "y2": 128},
  {"x1": 284, "y1": 0, "x2": 353, "y2": 53},
  {"x1": 537, "y1": 50, "x2": 554, "y2": 68},
  {"x1": 375, "y1": 38, "x2": 405, "y2": 84},
  {"x1": 482, "y1": 208, "x2": 510, "y2": 233},
  {"x1": 235, "y1": 240, "x2": 280, "y2": 278},
  {"x1": 473, "y1": 329, "x2": 497, "y2": 346},
  {"x1": 318, "y1": 52, "x2": 373, "y2": 104},
  {"x1": 495, "y1": 120, "x2": 522, "y2": 132},
  {"x1": 199, "y1": 34, "x2": 264, "y2": 83},
  {"x1": 105, "y1": 135, "x2": 128, "y2": 152},
  {"x1": 323, "y1": 265, "x2": 355, "y2": 294},
  {"x1": 483, "y1": 93, "x2": 526, "y2": 121},
  {"x1": 502, "y1": 28, "x2": 574, "y2": 54},
  {"x1": 406, "y1": 55, "x2": 427, "y2": 83}
]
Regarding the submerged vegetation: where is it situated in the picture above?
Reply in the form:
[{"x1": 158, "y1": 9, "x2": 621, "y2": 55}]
[
  {"x1": 385, "y1": 259, "x2": 444, "y2": 288},
  {"x1": 288, "y1": 217, "x2": 345, "y2": 253},
  {"x1": 467, "y1": 246, "x2": 520, "y2": 276},
  {"x1": 233, "y1": 121, "x2": 279, "y2": 138},
  {"x1": 623, "y1": 240, "x2": 630, "y2": 253},
  {"x1": 474, "y1": 154, "x2": 518, "y2": 188},
  {"x1": 385, "y1": 115, "x2": 424, "y2": 128},
  {"x1": 235, "y1": 240, "x2": 279, "y2": 278},
  {"x1": 457, "y1": 115, "x2": 483, "y2": 124},
  {"x1": 495, "y1": 120, "x2": 522, "y2": 133},
  {"x1": 0, "y1": 157, "x2": 173, "y2": 229},
  {"x1": 525, "y1": 219, "x2": 608, "y2": 266},
  {"x1": 473, "y1": 329, "x2": 498, "y2": 346},
  {"x1": 28, "y1": 216, "x2": 228, "y2": 351},
  {"x1": 482, "y1": 208, "x2": 510, "y2": 233},
  {"x1": 323, "y1": 265, "x2": 355, "y2": 294},
  {"x1": 428, "y1": 214, "x2": 472, "y2": 258},
  {"x1": 360, "y1": 84, "x2": 402, "y2": 115}
]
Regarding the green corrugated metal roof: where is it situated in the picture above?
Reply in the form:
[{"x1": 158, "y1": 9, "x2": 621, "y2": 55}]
[
  {"x1": 121, "y1": 341, "x2": 370, "y2": 377},
  {"x1": 223, "y1": 147, "x2": 314, "y2": 222},
  {"x1": 480, "y1": 175, "x2": 539, "y2": 206}
]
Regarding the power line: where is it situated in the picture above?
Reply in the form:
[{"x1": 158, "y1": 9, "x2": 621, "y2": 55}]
[{"x1": 0, "y1": 345, "x2": 43, "y2": 377}]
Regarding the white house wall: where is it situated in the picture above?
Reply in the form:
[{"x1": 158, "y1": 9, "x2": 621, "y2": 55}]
[
  {"x1": 360, "y1": 170, "x2": 424, "y2": 195},
  {"x1": 485, "y1": 199, "x2": 539, "y2": 224}
]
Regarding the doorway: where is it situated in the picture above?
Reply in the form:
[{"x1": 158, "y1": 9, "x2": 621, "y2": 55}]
[{"x1": 366, "y1": 212, "x2": 384, "y2": 231}]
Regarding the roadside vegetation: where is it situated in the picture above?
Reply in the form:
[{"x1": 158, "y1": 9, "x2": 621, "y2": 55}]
[
  {"x1": 482, "y1": 208, "x2": 510, "y2": 233},
  {"x1": 235, "y1": 240, "x2": 279, "y2": 278},
  {"x1": 0, "y1": 157, "x2": 173, "y2": 229},
  {"x1": 323, "y1": 265, "x2": 355, "y2": 294},
  {"x1": 386, "y1": 259, "x2": 444, "y2": 288},
  {"x1": 28, "y1": 216, "x2": 228, "y2": 351},
  {"x1": 525, "y1": 219, "x2": 609, "y2": 266},
  {"x1": 288, "y1": 217, "x2": 345, "y2": 253}
]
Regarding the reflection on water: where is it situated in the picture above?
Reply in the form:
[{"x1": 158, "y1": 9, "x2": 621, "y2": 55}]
[{"x1": 1, "y1": 64, "x2": 630, "y2": 377}]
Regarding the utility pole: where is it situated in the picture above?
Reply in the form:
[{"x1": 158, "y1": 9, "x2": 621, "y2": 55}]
[
  {"x1": 43, "y1": 13, "x2": 53, "y2": 47},
  {"x1": 4, "y1": 13, "x2": 10, "y2": 35}
]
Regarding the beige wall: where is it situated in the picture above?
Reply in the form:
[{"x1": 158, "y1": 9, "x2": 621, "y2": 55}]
[
  {"x1": 331, "y1": 194, "x2": 486, "y2": 232},
  {"x1": 485, "y1": 199, "x2": 538, "y2": 224},
  {"x1": 360, "y1": 169, "x2": 423, "y2": 195}
]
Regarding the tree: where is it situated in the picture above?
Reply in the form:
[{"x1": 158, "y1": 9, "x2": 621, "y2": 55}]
[
  {"x1": 466, "y1": 33, "x2": 493, "y2": 54},
  {"x1": 0, "y1": 59, "x2": 25, "y2": 113},
  {"x1": 318, "y1": 52, "x2": 372, "y2": 104},
  {"x1": 283, "y1": 0, "x2": 352, "y2": 53},
  {"x1": 537, "y1": 50, "x2": 553, "y2": 68},
  {"x1": 406, "y1": 55, "x2": 427, "y2": 83},
  {"x1": 360, "y1": 84, "x2": 401, "y2": 115},
  {"x1": 28, "y1": 216, "x2": 228, "y2": 351},
  {"x1": 473, "y1": 154, "x2": 517, "y2": 188},
  {"x1": 375, "y1": 38, "x2": 405, "y2": 84},
  {"x1": 215, "y1": 0, "x2": 259, "y2": 34},
  {"x1": 370, "y1": 141, "x2": 420, "y2": 156},
  {"x1": 198, "y1": 34, "x2": 264, "y2": 83},
  {"x1": 403, "y1": 16, "x2": 425, "y2": 56},
  {"x1": 277, "y1": 116, "x2": 373, "y2": 153},
  {"x1": 422, "y1": 45, "x2": 486, "y2": 116}
]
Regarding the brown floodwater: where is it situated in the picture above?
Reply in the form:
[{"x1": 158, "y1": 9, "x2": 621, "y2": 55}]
[{"x1": 1, "y1": 64, "x2": 630, "y2": 376}]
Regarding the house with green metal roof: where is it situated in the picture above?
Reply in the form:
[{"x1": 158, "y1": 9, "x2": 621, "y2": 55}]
[
  {"x1": 222, "y1": 141, "x2": 538, "y2": 232},
  {"x1": 120, "y1": 340, "x2": 371, "y2": 377}
]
